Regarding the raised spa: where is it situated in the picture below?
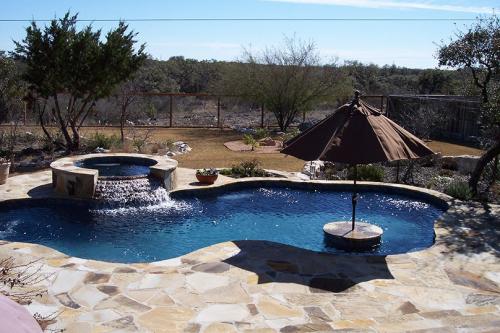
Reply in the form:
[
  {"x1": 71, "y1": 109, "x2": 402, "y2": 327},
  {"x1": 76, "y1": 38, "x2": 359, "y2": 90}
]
[
  {"x1": 0, "y1": 186, "x2": 445, "y2": 263},
  {"x1": 50, "y1": 153, "x2": 177, "y2": 198},
  {"x1": 75, "y1": 156, "x2": 156, "y2": 178}
]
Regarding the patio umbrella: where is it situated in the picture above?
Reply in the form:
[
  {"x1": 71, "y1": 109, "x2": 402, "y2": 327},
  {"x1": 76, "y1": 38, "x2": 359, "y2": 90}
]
[{"x1": 281, "y1": 91, "x2": 434, "y2": 230}]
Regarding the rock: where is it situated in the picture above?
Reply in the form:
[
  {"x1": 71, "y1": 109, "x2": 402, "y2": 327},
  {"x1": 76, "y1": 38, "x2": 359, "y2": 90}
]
[
  {"x1": 93, "y1": 147, "x2": 110, "y2": 153},
  {"x1": 165, "y1": 141, "x2": 191, "y2": 156},
  {"x1": 302, "y1": 160, "x2": 324, "y2": 179},
  {"x1": 439, "y1": 155, "x2": 480, "y2": 174},
  {"x1": 173, "y1": 141, "x2": 192, "y2": 153},
  {"x1": 258, "y1": 137, "x2": 277, "y2": 147}
]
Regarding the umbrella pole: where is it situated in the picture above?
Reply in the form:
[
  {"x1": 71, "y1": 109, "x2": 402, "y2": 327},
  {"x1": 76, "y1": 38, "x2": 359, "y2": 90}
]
[{"x1": 351, "y1": 164, "x2": 358, "y2": 231}]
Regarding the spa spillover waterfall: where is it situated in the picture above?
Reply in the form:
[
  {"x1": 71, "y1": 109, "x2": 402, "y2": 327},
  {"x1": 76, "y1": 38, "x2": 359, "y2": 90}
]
[{"x1": 94, "y1": 177, "x2": 170, "y2": 205}]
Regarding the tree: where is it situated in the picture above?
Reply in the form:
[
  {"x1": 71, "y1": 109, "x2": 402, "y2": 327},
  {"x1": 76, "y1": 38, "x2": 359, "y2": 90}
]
[
  {"x1": 0, "y1": 52, "x2": 25, "y2": 124},
  {"x1": 417, "y1": 69, "x2": 455, "y2": 94},
  {"x1": 222, "y1": 37, "x2": 347, "y2": 131},
  {"x1": 13, "y1": 12, "x2": 146, "y2": 151},
  {"x1": 115, "y1": 59, "x2": 179, "y2": 142},
  {"x1": 438, "y1": 14, "x2": 499, "y2": 195},
  {"x1": 0, "y1": 52, "x2": 25, "y2": 165}
]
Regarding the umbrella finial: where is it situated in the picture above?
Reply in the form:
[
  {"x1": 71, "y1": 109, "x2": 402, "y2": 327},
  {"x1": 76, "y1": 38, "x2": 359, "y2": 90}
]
[
  {"x1": 354, "y1": 90, "x2": 361, "y2": 103},
  {"x1": 350, "y1": 90, "x2": 361, "y2": 110}
]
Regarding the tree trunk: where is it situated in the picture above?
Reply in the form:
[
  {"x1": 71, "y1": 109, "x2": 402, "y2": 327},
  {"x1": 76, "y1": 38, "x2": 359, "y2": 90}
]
[
  {"x1": 69, "y1": 123, "x2": 80, "y2": 151},
  {"x1": 37, "y1": 101, "x2": 53, "y2": 144},
  {"x1": 53, "y1": 95, "x2": 74, "y2": 151},
  {"x1": 120, "y1": 105, "x2": 126, "y2": 143},
  {"x1": 469, "y1": 139, "x2": 500, "y2": 194},
  {"x1": 491, "y1": 156, "x2": 499, "y2": 185}
]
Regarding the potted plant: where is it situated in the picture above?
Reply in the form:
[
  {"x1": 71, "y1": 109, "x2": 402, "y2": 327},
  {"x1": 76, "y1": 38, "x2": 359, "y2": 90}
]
[
  {"x1": 196, "y1": 168, "x2": 219, "y2": 185},
  {"x1": 0, "y1": 157, "x2": 11, "y2": 185}
]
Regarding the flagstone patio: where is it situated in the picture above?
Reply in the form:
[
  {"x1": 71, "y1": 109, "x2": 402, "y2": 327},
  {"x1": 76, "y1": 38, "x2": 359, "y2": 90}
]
[{"x1": 0, "y1": 168, "x2": 499, "y2": 332}]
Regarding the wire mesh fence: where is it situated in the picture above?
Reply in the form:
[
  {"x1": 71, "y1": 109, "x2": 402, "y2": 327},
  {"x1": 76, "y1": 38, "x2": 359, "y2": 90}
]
[
  {"x1": 386, "y1": 95, "x2": 481, "y2": 145},
  {"x1": 3, "y1": 93, "x2": 482, "y2": 146}
]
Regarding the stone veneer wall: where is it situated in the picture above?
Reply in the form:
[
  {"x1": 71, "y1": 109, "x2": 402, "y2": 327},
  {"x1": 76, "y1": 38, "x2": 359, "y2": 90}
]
[{"x1": 50, "y1": 153, "x2": 178, "y2": 199}]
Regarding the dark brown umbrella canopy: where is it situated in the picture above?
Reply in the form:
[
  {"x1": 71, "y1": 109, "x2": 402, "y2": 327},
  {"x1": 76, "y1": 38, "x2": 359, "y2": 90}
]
[{"x1": 282, "y1": 99, "x2": 434, "y2": 164}]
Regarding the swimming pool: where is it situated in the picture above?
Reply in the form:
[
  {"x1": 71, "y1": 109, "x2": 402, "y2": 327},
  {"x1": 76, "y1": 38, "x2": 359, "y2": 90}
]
[{"x1": 0, "y1": 186, "x2": 445, "y2": 263}]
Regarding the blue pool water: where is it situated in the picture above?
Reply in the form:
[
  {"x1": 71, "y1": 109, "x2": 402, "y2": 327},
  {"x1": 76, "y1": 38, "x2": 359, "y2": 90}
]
[
  {"x1": 0, "y1": 187, "x2": 445, "y2": 263},
  {"x1": 76, "y1": 157, "x2": 154, "y2": 177}
]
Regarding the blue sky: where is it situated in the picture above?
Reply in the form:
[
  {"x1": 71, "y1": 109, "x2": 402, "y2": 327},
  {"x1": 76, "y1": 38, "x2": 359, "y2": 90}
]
[{"x1": 0, "y1": 0, "x2": 497, "y2": 68}]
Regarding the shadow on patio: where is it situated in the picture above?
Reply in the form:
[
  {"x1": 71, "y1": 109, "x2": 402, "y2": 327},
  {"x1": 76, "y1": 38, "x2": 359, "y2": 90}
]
[
  {"x1": 436, "y1": 200, "x2": 499, "y2": 258},
  {"x1": 223, "y1": 240, "x2": 394, "y2": 293}
]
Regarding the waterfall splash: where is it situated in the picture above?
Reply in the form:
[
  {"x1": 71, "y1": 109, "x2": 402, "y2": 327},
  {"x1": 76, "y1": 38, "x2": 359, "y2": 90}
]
[{"x1": 93, "y1": 177, "x2": 190, "y2": 215}]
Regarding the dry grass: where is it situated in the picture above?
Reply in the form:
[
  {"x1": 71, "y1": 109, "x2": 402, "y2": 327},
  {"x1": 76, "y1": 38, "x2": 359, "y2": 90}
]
[
  {"x1": 12, "y1": 126, "x2": 484, "y2": 172},
  {"x1": 80, "y1": 127, "x2": 305, "y2": 171},
  {"x1": 79, "y1": 127, "x2": 484, "y2": 171},
  {"x1": 425, "y1": 140, "x2": 483, "y2": 157}
]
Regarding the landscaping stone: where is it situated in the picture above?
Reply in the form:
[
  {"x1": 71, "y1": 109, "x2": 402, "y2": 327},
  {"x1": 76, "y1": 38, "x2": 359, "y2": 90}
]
[
  {"x1": 83, "y1": 272, "x2": 110, "y2": 284},
  {"x1": 71, "y1": 285, "x2": 109, "y2": 308},
  {"x1": 186, "y1": 272, "x2": 230, "y2": 293},
  {"x1": 95, "y1": 295, "x2": 151, "y2": 313},
  {"x1": 192, "y1": 261, "x2": 231, "y2": 273},
  {"x1": 55, "y1": 293, "x2": 81, "y2": 309},
  {"x1": 196, "y1": 304, "x2": 250, "y2": 322},
  {"x1": 96, "y1": 285, "x2": 120, "y2": 296},
  {"x1": 51, "y1": 270, "x2": 88, "y2": 294},
  {"x1": 257, "y1": 296, "x2": 304, "y2": 319}
]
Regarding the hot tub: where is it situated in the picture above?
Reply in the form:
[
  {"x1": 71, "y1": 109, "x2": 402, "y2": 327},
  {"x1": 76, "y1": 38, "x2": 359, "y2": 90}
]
[{"x1": 50, "y1": 153, "x2": 177, "y2": 198}]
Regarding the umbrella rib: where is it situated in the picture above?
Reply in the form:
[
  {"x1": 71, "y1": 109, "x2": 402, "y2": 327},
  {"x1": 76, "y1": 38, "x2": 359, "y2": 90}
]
[
  {"x1": 316, "y1": 111, "x2": 350, "y2": 161},
  {"x1": 316, "y1": 102, "x2": 355, "y2": 161}
]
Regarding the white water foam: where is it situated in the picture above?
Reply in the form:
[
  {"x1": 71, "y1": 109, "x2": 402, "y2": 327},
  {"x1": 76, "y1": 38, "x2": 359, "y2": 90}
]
[{"x1": 92, "y1": 177, "x2": 192, "y2": 216}]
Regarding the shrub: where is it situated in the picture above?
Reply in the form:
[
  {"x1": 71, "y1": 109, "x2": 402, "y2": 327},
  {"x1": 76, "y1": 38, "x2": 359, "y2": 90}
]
[
  {"x1": 220, "y1": 159, "x2": 268, "y2": 178},
  {"x1": 441, "y1": 158, "x2": 458, "y2": 171},
  {"x1": 254, "y1": 128, "x2": 269, "y2": 140},
  {"x1": 438, "y1": 168, "x2": 455, "y2": 177},
  {"x1": 86, "y1": 132, "x2": 120, "y2": 150},
  {"x1": 347, "y1": 164, "x2": 385, "y2": 182},
  {"x1": 243, "y1": 134, "x2": 259, "y2": 150},
  {"x1": 280, "y1": 128, "x2": 301, "y2": 143},
  {"x1": 444, "y1": 181, "x2": 473, "y2": 200}
]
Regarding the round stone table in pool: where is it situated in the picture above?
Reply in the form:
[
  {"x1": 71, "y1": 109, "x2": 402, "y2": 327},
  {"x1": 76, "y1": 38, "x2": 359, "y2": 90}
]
[{"x1": 323, "y1": 221, "x2": 383, "y2": 250}]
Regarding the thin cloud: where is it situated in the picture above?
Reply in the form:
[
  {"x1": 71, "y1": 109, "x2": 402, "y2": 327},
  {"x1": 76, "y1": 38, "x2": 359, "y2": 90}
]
[
  {"x1": 263, "y1": 0, "x2": 495, "y2": 14},
  {"x1": 149, "y1": 42, "x2": 241, "y2": 49}
]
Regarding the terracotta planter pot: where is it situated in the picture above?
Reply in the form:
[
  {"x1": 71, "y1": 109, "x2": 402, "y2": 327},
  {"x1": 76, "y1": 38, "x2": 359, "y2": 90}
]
[
  {"x1": 196, "y1": 174, "x2": 218, "y2": 185},
  {"x1": 0, "y1": 162, "x2": 10, "y2": 185}
]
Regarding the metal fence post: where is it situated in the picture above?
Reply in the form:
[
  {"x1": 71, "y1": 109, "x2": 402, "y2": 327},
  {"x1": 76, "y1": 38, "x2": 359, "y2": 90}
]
[
  {"x1": 260, "y1": 104, "x2": 264, "y2": 128},
  {"x1": 217, "y1": 97, "x2": 221, "y2": 128},
  {"x1": 169, "y1": 95, "x2": 173, "y2": 127}
]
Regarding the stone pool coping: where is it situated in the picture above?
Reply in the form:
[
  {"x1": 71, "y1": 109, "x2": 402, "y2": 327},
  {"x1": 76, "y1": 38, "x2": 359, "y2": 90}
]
[{"x1": 0, "y1": 166, "x2": 499, "y2": 332}]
